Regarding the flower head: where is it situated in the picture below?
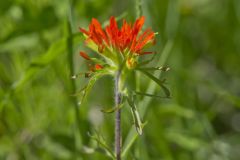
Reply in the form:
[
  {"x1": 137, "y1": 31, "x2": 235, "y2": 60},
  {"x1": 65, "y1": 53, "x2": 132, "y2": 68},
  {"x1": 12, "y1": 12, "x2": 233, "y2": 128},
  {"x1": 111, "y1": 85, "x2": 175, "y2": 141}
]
[
  {"x1": 76, "y1": 16, "x2": 170, "y2": 145},
  {"x1": 79, "y1": 16, "x2": 156, "y2": 70}
]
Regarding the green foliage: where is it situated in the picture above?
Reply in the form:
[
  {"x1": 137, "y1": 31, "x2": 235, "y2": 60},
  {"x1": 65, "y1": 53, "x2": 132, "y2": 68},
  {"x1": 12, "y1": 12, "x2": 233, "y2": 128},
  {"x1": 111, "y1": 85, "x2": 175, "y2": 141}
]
[{"x1": 1, "y1": 0, "x2": 240, "y2": 160}]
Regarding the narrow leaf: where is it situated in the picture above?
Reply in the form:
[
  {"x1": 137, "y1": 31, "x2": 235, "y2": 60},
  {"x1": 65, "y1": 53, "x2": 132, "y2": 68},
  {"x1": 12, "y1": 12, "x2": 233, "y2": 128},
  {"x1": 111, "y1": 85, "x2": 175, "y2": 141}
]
[
  {"x1": 137, "y1": 69, "x2": 171, "y2": 98},
  {"x1": 134, "y1": 91, "x2": 170, "y2": 99},
  {"x1": 101, "y1": 104, "x2": 123, "y2": 113},
  {"x1": 127, "y1": 96, "x2": 143, "y2": 135},
  {"x1": 87, "y1": 132, "x2": 115, "y2": 159},
  {"x1": 137, "y1": 66, "x2": 170, "y2": 72},
  {"x1": 137, "y1": 53, "x2": 157, "y2": 66},
  {"x1": 79, "y1": 70, "x2": 109, "y2": 104}
]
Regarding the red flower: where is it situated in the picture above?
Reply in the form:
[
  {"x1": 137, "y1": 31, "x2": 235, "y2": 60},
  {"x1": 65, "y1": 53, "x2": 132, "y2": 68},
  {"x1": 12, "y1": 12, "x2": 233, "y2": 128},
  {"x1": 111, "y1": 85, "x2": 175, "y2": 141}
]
[{"x1": 80, "y1": 16, "x2": 156, "y2": 55}]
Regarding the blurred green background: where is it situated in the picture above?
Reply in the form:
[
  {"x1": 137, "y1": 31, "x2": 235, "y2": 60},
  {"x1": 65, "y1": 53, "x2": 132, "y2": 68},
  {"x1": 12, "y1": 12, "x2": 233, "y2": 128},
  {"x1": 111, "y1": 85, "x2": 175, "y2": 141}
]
[{"x1": 1, "y1": 0, "x2": 240, "y2": 159}]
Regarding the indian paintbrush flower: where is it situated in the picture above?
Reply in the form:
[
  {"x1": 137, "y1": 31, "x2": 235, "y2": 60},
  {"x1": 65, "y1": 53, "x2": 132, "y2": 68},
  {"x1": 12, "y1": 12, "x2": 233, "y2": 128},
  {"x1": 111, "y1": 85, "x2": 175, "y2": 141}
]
[
  {"x1": 77, "y1": 16, "x2": 170, "y2": 160},
  {"x1": 79, "y1": 16, "x2": 156, "y2": 71}
]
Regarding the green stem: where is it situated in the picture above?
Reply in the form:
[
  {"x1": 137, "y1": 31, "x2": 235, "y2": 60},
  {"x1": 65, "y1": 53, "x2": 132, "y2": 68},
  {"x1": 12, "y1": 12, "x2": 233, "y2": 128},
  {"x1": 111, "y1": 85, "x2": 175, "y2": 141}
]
[
  {"x1": 66, "y1": 19, "x2": 82, "y2": 157},
  {"x1": 67, "y1": 15, "x2": 79, "y2": 121},
  {"x1": 115, "y1": 70, "x2": 122, "y2": 160}
]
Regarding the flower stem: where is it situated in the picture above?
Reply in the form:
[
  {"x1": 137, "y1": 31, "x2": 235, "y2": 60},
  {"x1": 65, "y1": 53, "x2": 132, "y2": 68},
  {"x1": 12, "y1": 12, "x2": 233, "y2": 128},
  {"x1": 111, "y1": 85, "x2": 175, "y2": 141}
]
[{"x1": 115, "y1": 70, "x2": 122, "y2": 160}]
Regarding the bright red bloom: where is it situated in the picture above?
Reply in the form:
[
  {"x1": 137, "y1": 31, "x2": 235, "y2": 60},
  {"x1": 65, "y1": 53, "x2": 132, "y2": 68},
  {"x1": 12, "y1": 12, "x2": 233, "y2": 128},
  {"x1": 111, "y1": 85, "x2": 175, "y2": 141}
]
[{"x1": 80, "y1": 16, "x2": 156, "y2": 55}]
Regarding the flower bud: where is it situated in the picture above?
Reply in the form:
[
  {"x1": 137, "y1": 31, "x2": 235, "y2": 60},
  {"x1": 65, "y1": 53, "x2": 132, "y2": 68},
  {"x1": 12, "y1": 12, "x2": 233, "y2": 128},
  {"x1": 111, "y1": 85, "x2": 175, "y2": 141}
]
[{"x1": 126, "y1": 57, "x2": 137, "y2": 69}]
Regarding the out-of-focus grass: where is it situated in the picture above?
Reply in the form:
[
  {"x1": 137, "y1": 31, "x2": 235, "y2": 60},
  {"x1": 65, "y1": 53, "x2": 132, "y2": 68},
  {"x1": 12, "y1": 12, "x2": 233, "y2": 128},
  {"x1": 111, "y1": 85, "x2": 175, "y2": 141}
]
[{"x1": 0, "y1": 0, "x2": 240, "y2": 159}]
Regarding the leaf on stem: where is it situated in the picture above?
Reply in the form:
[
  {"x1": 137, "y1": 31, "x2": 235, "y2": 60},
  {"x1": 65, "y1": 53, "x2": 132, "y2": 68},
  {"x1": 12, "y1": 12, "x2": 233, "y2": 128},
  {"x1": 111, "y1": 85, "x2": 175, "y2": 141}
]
[
  {"x1": 133, "y1": 91, "x2": 170, "y2": 99},
  {"x1": 101, "y1": 103, "x2": 124, "y2": 113},
  {"x1": 87, "y1": 132, "x2": 116, "y2": 159},
  {"x1": 78, "y1": 69, "x2": 109, "y2": 104},
  {"x1": 137, "y1": 69, "x2": 171, "y2": 98},
  {"x1": 126, "y1": 95, "x2": 143, "y2": 135},
  {"x1": 136, "y1": 66, "x2": 170, "y2": 72},
  {"x1": 137, "y1": 53, "x2": 158, "y2": 66}
]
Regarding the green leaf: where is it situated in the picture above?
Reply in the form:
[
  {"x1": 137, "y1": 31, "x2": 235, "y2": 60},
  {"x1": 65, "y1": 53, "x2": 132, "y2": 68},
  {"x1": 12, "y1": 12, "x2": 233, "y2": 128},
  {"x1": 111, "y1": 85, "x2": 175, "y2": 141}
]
[
  {"x1": 137, "y1": 69, "x2": 171, "y2": 98},
  {"x1": 126, "y1": 95, "x2": 143, "y2": 135},
  {"x1": 79, "y1": 70, "x2": 110, "y2": 104},
  {"x1": 136, "y1": 66, "x2": 170, "y2": 72},
  {"x1": 130, "y1": 107, "x2": 143, "y2": 135},
  {"x1": 87, "y1": 132, "x2": 115, "y2": 159},
  {"x1": 90, "y1": 58, "x2": 106, "y2": 65},
  {"x1": 133, "y1": 91, "x2": 170, "y2": 99},
  {"x1": 137, "y1": 53, "x2": 157, "y2": 66},
  {"x1": 101, "y1": 103, "x2": 123, "y2": 113}
]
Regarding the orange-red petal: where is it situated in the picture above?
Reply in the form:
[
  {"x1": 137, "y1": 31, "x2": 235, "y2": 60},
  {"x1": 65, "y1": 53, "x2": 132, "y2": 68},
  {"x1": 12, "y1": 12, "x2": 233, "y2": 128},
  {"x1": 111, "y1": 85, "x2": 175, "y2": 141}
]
[
  {"x1": 79, "y1": 16, "x2": 156, "y2": 56},
  {"x1": 79, "y1": 28, "x2": 89, "y2": 36},
  {"x1": 95, "y1": 64, "x2": 103, "y2": 70},
  {"x1": 80, "y1": 51, "x2": 91, "y2": 60},
  {"x1": 134, "y1": 28, "x2": 155, "y2": 53},
  {"x1": 91, "y1": 18, "x2": 109, "y2": 45}
]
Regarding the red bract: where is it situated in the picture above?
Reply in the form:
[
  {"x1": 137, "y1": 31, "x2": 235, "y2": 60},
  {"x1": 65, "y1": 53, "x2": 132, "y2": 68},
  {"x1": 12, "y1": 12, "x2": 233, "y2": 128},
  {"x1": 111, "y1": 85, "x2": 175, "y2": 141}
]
[
  {"x1": 79, "y1": 51, "x2": 91, "y2": 60},
  {"x1": 80, "y1": 16, "x2": 156, "y2": 55}
]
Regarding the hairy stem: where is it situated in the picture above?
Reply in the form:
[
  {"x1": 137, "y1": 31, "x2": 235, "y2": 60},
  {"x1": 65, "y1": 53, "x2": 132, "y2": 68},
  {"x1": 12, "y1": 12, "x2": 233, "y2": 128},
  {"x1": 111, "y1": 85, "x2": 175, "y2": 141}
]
[{"x1": 115, "y1": 70, "x2": 122, "y2": 160}]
